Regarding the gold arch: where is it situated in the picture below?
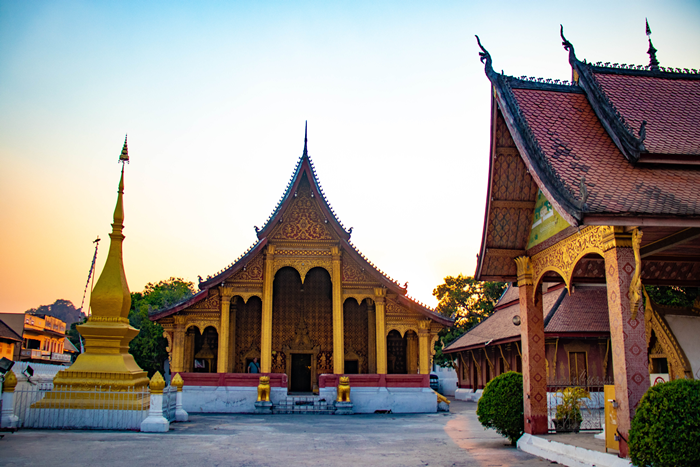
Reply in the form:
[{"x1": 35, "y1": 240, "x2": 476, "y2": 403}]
[
  {"x1": 272, "y1": 260, "x2": 332, "y2": 284},
  {"x1": 531, "y1": 226, "x2": 606, "y2": 290}
]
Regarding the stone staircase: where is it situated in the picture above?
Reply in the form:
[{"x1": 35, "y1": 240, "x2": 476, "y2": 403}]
[{"x1": 272, "y1": 395, "x2": 336, "y2": 414}]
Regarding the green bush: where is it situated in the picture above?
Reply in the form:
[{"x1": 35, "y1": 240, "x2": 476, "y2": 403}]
[
  {"x1": 476, "y1": 371, "x2": 524, "y2": 445},
  {"x1": 629, "y1": 379, "x2": 700, "y2": 467}
]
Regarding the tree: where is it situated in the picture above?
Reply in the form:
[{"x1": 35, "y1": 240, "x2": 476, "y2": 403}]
[
  {"x1": 25, "y1": 299, "x2": 85, "y2": 326},
  {"x1": 645, "y1": 285, "x2": 699, "y2": 308},
  {"x1": 129, "y1": 278, "x2": 195, "y2": 377},
  {"x1": 432, "y1": 275, "x2": 507, "y2": 367}
]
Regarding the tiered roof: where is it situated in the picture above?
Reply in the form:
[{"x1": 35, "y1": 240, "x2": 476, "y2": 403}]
[
  {"x1": 151, "y1": 126, "x2": 451, "y2": 325},
  {"x1": 474, "y1": 30, "x2": 700, "y2": 283}
]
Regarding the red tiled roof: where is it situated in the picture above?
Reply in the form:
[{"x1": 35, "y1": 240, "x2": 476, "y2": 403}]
[
  {"x1": 511, "y1": 87, "x2": 700, "y2": 216},
  {"x1": 545, "y1": 287, "x2": 609, "y2": 333},
  {"x1": 592, "y1": 72, "x2": 700, "y2": 156},
  {"x1": 495, "y1": 284, "x2": 519, "y2": 309},
  {"x1": 444, "y1": 287, "x2": 565, "y2": 352}
]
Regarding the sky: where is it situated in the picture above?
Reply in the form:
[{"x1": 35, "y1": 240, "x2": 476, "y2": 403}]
[{"x1": 2, "y1": 0, "x2": 700, "y2": 314}]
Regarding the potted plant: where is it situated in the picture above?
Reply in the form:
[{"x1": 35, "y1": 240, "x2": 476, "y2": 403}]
[{"x1": 553, "y1": 387, "x2": 589, "y2": 433}]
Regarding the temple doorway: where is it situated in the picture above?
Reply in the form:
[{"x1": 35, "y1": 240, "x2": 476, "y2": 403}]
[
  {"x1": 191, "y1": 326, "x2": 218, "y2": 373},
  {"x1": 273, "y1": 266, "x2": 332, "y2": 391},
  {"x1": 387, "y1": 330, "x2": 407, "y2": 374},
  {"x1": 290, "y1": 353, "x2": 312, "y2": 393}
]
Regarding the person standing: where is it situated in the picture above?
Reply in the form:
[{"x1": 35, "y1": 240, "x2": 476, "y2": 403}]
[{"x1": 248, "y1": 357, "x2": 260, "y2": 373}]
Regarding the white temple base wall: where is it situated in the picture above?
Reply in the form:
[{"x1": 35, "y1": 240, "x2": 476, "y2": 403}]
[
  {"x1": 319, "y1": 386, "x2": 437, "y2": 414},
  {"x1": 455, "y1": 388, "x2": 483, "y2": 402},
  {"x1": 182, "y1": 386, "x2": 287, "y2": 413},
  {"x1": 19, "y1": 408, "x2": 146, "y2": 430}
]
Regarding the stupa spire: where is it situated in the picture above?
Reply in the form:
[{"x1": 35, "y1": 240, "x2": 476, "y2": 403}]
[
  {"x1": 303, "y1": 121, "x2": 308, "y2": 158},
  {"x1": 89, "y1": 142, "x2": 131, "y2": 320}
]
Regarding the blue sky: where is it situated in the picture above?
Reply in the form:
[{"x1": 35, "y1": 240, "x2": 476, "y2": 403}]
[{"x1": 2, "y1": 0, "x2": 699, "y2": 312}]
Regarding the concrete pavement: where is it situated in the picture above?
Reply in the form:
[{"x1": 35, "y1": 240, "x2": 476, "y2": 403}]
[{"x1": 1, "y1": 400, "x2": 552, "y2": 466}]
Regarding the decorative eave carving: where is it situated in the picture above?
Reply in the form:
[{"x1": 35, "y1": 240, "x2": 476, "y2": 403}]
[
  {"x1": 644, "y1": 290, "x2": 694, "y2": 379},
  {"x1": 476, "y1": 35, "x2": 584, "y2": 226}
]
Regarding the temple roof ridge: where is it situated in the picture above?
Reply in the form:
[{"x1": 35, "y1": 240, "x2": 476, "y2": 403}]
[
  {"x1": 476, "y1": 37, "x2": 584, "y2": 224},
  {"x1": 256, "y1": 123, "x2": 350, "y2": 240}
]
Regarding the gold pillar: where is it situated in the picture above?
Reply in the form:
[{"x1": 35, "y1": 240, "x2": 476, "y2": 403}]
[
  {"x1": 374, "y1": 288, "x2": 387, "y2": 374},
  {"x1": 261, "y1": 245, "x2": 275, "y2": 373},
  {"x1": 184, "y1": 329, "x2": 194, "y2": 372},
  {"x1": 172, "y1": 315, "x2": 186, "y2": 373},
  {"x1": 406, "y1": 332, "x2": 418, "y2": 373},
  {"x1": 228, "y1": 298, "x2": 237, "y2": 373},
  {"x1": 331, "y1": 246, "x2": 344, "y2": 374},
  {"x1": 418, "y1": 320, "x2": 431, "y2": 375},
  {"x1": 218, "y1": 286, "x2": 234, "y2": 373},
  {"x1": 367, "y1": 299, "x2": 376, "y2": 374}
]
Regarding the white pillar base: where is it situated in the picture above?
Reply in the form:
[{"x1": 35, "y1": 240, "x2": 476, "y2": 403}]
[
  {"x1": 175, "y1": 391, "x2": 188, "y2": 422},
  {"x1": 1, "y1": 392, "x2": 19, "y2": 429},
  {"x1": 140, "y1": 393, "x2": 170, "y2": 433}
]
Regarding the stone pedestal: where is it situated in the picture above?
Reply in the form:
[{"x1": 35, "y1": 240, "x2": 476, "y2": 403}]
[
  {"x1": 175, "y1": 390, "x2": 188, "y2": 422},
  {"x1": 141, "y1": 373, "x2": 170, "y2": 433},
  {"x1": 141, "y1": 392, "x2": 169, "y2": 432},
  {"x1": 1, "y1": 372, "x2": 19, "y2": 429},
  {"x1": 254, "y1": 401, "x2": 273, "y2": 414},
  {"x1": 334, "y1": 401, "x2": 353, "y2": 415}
]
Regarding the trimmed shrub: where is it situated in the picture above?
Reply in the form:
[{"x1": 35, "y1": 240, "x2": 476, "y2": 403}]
[
  {"x1": 476, "y1": 371, "x2": 524, "y2": 445},
  {"x1": 629, "y1": 378, "x2": 700, "y2": 467}
]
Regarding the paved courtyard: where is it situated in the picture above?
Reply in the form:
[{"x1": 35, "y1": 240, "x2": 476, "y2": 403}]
[{"x1": 1, "y1": 400, "x2": 552, "y2": 466}]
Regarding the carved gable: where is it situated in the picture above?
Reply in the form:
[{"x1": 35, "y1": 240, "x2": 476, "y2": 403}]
[
  {"x1": 342, "y1": 254, "x2": 376, "y2": 284},
  {"x1": 229, "y1": 252, "x2": 264, "y2": 283},
  {"x1": 270, "y1": 175, "x2": 334, "y2": 241}
]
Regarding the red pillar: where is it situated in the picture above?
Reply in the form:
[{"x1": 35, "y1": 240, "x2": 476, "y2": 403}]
[
  {"x1": 515, "y1": 257, "x2": 548, "y2": 434},
  {"x1": 603, "y1": 228, "x2": 649, "y2": 457}
]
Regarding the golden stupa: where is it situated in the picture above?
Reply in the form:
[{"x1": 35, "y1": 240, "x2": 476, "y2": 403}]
[{"x1": 36, "y1": 137, "x2": 149, "y2": 409}]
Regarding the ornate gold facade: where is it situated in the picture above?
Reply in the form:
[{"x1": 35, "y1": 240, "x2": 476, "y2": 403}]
[{"x1": 153, "y1": 137, "x2": 451, "y2": 391}]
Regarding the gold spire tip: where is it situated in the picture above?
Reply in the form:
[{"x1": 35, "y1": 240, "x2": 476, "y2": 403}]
[{"x1": 119, "y1": 135, "x2": 129, "y2": 163}]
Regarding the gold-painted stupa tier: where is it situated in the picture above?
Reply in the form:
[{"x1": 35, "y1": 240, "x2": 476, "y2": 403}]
[{"x1": 46, "y1": 142, "x2": 149, "y2": 406}]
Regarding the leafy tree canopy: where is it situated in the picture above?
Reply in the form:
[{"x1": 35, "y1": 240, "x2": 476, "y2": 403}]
[
  {"x1": 129, "y1": 277, "x2": 195, "y2": 377},
  {"x1": 645, "y1": 285, "x2": 699, "y2": 308},
  {"x1": 25, "y1": 299, "x2": 85, "y2": 326},
  {"x1": 432, "y1": 275, "x2": 506, "y2": 367}
]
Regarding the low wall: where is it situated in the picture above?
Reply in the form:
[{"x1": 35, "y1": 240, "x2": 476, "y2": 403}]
[
  {"x1": 179, "y1": 373, "x2": 436, "y2": 414},
  {"x1": 179, "y1": 372, "x2": 288, "y2": 387},
  {"x1": 179, "y1": 373, "x2": 288, "y2": 413},
  {"x1": 433, "y1": 366, "x2": 458, "y2": 396},
  {"x1": 319, "y1": 374, "x2": 429, "y2": 388},
  {"x1": 455, "y1": 388, "x2": 483, "y2": 402},
  {"x1": 320, "y1": 374, "x2": 435, "y2": 413}
]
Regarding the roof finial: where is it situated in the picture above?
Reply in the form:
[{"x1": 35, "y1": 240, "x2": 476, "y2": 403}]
[
  {"x1": 646, "y1": 19, "x2": 659, "y2": 70},
  {"x1": 560, "y1": 25, "x2": 577, "y2": 64},
  {"x1": 475, "y1": 35, "x2": 495, "y2": 78},
  {"x1": 119, "y1": 134, "x2": 129, "y2": 164},
  {"x1": 303, "y1": 121, "x2": 308, "y2": 158}
]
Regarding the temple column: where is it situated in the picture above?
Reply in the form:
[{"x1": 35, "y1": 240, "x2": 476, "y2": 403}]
[
  {"x1": 406, "y1": 333, "x2": 417, "y2": 373},
  {"x1": 374, "y1": 288, "x2": 387, "y2": 374},
  {"x1": 602, "y1": 227, "x2": 649, "y2": 457},
  {"x1": 515, "y1": 256, "x2": 547, "y2": 435},
  {"x1": 172, "y1": 315, "x2": 186, "y2": 373},
  {"x1": 218, "y1": 286, "x2": 234, "y2": 373},
  {"x1": 331, "y1": 246, "x2": 344, "y2": 374},
  {"x1": 261, "y1": 245, "x2": 275, "y2": 373},
  {"x1": 367, "y1": 299, "x2": 376, "y2": 374},
  {"x1": 228, "y1": 297, "x2": 237, "y2": 373},
  {"x1": 418, "y1": 320, "x2": 431, "y2": 375}
]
